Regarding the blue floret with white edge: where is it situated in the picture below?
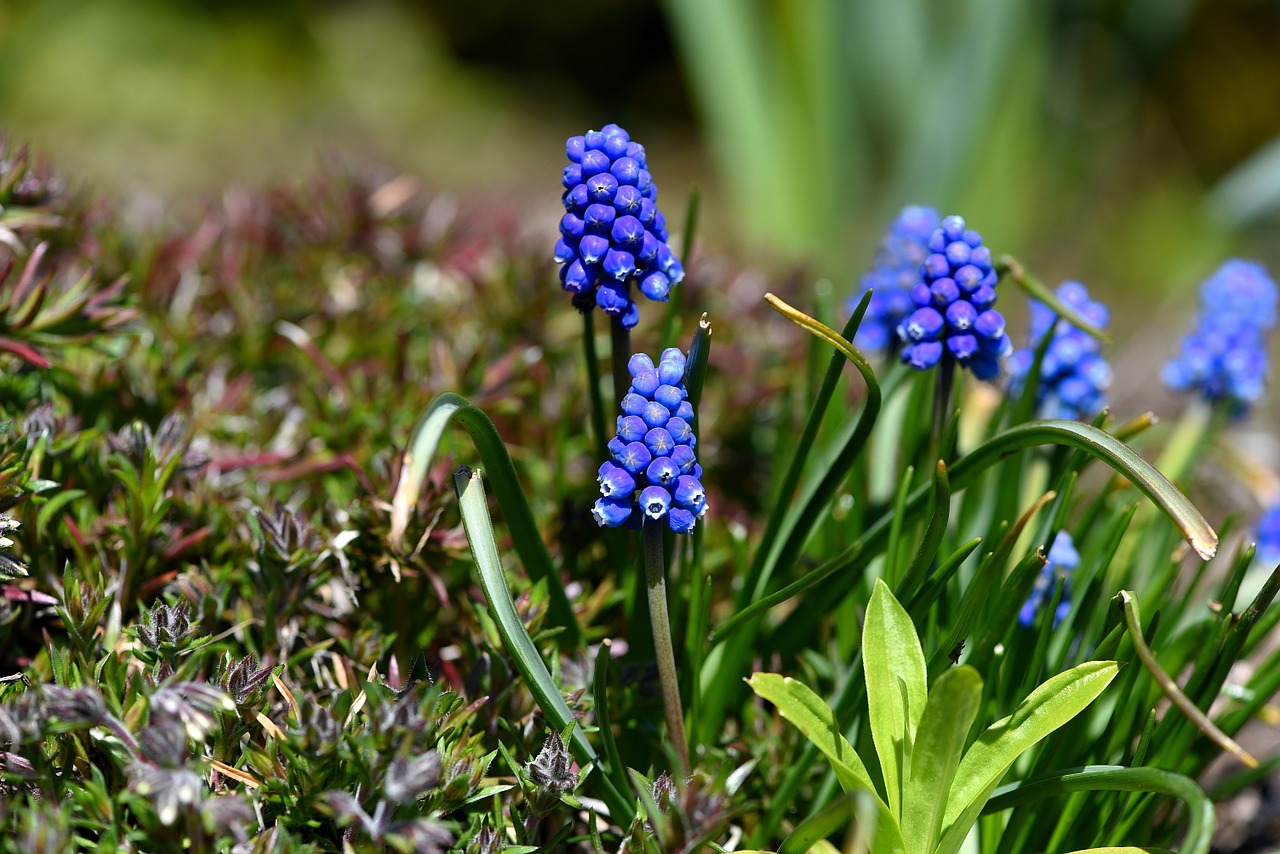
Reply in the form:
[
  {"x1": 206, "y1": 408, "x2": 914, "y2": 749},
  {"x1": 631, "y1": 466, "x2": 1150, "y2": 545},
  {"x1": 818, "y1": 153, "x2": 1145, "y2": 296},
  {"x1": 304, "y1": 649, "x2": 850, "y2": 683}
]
[{"x1": 592, "y1": 348, "x2": 706, "y2": 534}]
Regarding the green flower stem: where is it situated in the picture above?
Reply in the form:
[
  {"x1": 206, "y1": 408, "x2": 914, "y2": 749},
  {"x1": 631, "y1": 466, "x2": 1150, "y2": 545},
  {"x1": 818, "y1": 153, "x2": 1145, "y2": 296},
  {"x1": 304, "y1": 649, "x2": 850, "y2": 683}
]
[
  {"x1": 610, "y1": 317, "x2": 631, "y2": 413},
  {"x1": 582, "y1": 311, "x2": 608, "y2": 461},
  {"x1": 644, "y1": 517, "x2": 690, "y2": 779}
]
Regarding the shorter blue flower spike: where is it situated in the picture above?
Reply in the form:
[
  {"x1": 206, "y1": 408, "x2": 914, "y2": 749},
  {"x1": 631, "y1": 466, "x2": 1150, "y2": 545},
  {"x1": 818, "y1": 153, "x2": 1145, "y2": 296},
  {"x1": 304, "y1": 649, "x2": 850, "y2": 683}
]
[
  {"x1": 1164, "y1": 260, "x2": 1277, "y2": 415},
  {"x1": 1019, "y1": 532, "x2": 1080, "y2": 629},
  {"x1": 1010, "y1": 281, "x2": 1113, "y2": 421},
  {"x1": 592, "y1": 348, "x2": 707, "y2": 534},
  {"x1": 895, "y1": 214, "x2": 1009, "y2": 379},
  {"x1": 556, "y1": 124, "x2": 685, "y2": 328},
  {"x1": 1256, "y1": 503, "x2": 1280, "y2": 566},
  {"x1": 847, "y1": 205, "x2": 940, "y2": 353}
]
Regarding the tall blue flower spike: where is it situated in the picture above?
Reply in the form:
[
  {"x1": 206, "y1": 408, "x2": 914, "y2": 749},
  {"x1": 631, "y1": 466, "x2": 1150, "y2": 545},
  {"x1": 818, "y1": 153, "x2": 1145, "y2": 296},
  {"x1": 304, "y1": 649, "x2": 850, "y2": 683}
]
[
  {"x1": 556, "y1": 124, "x2": 685, "y2": 329},
  {"x1": 1256, "y1": 502, "x2": 1280, "y2": 567},
  {"x1": 1019, "y1": 532, "x2": 1080, "y2": 629},
  {"x1": 847, "y1": 205, "x2": 939, "y2": 352},
  {"x1": 592, "y1": 349, "x2": 706, "y2": 534},
  {"x1": 896, "y1": 214, "x2": 1011, "y2": 380},
  {"x1": 1163, "y1": 260, "x2": 1277, "y2": 415},
  {"x1": 1009, "y1": 282, "x2": 1113, "y2": 421}
]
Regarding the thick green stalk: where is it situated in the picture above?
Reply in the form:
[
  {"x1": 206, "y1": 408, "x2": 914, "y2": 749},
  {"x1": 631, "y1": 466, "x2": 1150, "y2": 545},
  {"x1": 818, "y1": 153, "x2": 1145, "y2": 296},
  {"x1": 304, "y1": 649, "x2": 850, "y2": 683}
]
[{"x1": 644, "y1": 518, "x2": 689, "y2": 778}]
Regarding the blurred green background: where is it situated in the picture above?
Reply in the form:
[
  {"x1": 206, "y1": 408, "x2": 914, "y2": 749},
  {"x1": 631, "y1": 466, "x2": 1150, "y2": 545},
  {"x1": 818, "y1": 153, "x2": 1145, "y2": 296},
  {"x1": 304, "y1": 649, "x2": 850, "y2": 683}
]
[{"x1": 2, "y1": 0, "x2": 1280, "y2": 351}]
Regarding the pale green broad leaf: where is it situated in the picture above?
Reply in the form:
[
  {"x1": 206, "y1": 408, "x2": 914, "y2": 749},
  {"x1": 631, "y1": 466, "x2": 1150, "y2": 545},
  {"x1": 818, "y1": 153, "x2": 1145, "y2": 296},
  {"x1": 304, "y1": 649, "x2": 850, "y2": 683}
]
[
  {"x1": 901, "y1": 666, "x2": 982, "y2": 854},
  {"x1": 748, "y1": 673, "x2": 905, "y2": 853},
  {"x1": 939, "y1": 660, "x2": 1120, "y2": 844},
  {"x1": 864, "y1": 578, "x2": 929, "y2": 820}
]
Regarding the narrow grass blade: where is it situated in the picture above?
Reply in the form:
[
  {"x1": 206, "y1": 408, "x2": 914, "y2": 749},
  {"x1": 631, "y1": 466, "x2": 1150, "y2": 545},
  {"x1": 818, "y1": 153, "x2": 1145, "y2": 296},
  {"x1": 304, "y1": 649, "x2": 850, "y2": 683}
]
[
  {"x1": 453, "y1": 467, "x2": 630, "y2": 821},
  {"x1": 592, "y1": 639, "x2": 631, "y2": 801},
  {"x1": 863, "y1": 579, "x2": 928, "y2": 820},
  {"x1": 983, "y1": 765, "x2": 1213, "y2": 854},
  {"x1": 684, "y1": 313, "x2": 712, "y2": 413},
  {"x1": 896, "y1": 461, "x2": 949, "y2": 603},
  {"x1": 392, "y1": 392, "x2": 579, "y2": 646},
  {"x1": 1119, "y1": 590, "x2": 1258, "y2": 768},
  {"x1": 998, "y1": 255, "x2": 1109, "y2": 342},
  {"x1": 658, "y1": 187, "x2": 701, "y2": 353}
]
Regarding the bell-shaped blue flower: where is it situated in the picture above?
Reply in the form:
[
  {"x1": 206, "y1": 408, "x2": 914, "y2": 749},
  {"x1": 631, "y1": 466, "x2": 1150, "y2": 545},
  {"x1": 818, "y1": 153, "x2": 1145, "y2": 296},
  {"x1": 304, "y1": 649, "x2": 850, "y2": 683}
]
[
  {"x1": 592, "y1": 348, "x2": 707, "y2": 533},
  {"x1": 556, "y1": 124, "x2": 685, "y2": 328}
]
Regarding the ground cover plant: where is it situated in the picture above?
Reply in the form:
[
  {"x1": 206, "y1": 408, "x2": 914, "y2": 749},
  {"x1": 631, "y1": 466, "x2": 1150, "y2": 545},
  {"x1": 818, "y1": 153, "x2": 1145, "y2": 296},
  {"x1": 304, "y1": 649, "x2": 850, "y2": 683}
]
[{"x1": 0, "y1": 123, "x2": 1279, "y2": 854}]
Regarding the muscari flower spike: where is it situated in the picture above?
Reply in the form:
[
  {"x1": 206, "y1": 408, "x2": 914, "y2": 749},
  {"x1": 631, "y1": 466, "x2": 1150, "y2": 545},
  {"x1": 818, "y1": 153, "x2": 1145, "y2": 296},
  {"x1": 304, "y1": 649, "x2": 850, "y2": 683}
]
[
  {"x1": 896, "y1": 214, "x2": 1010, "y2": 380},
  {"x1": 1256, "y1": 502, "x2": 1280, "y2": 567},
  {"x1": 556, "y1": 124, "x2": 685, "y2": 329},
  {"x1": 1009, "y1": 282, "x2": 1113, "y2": 421},
  {"x1": 1163, "y1": 260, "x2": 1277, "y2": 415},
  {"x1": 1019, "y1": 531, "x2": 1079, "y2": 629},
  {"x1": 592, "y1": 348, "x2": 706, "y2": 534},
  {"x1": 847, "y1": 205, "x2": 939, "y2": 352}
]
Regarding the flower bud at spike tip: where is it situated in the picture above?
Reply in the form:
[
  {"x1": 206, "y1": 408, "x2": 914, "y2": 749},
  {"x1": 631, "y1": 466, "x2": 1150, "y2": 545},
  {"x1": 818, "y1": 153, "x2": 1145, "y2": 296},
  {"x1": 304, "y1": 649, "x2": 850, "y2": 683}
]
[
  {"x1": 555, "y1": 124, "x2": 685, "y2": 326},
  {"x1": 591, "y1": 348, "x2": 706, "y2": 534}
]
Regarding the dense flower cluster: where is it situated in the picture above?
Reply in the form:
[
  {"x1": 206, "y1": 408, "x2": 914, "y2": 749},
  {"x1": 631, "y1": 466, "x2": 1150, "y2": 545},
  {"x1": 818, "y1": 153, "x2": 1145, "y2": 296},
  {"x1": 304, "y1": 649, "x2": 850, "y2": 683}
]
[
  {"x1": 1163, "y1": 260, "x2": 1277, "y2": 414},
  {"x1": 1257, "y1": 503, "x2": 1280, "y2": 567},
  {"x1": 555, "y1": 124, "x2": 685, "y2": 328},
  {"x1": 896, "y1": 215, "x2": 1010, "y2": 379},
  {"x1": 1008, "y1": 282, "x2": 1112, "y2": 421},
  {"x1": 847, "y1": 205, "x2": 939, "y2": 352},
  {"x1": 1019, "y1": 532, "x2": 1079, "y2": 629},
  {"x1": 592, "y1": 349, "x2": 706, "y2": 534}
]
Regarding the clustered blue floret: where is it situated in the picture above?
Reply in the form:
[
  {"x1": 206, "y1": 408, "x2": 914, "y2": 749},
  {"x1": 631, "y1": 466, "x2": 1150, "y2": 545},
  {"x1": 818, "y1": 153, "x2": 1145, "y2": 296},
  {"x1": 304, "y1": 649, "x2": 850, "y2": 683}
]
[
  {"x1": 556, "y1": 124, "x2": 685, "y2": 329},
  {"x1": 1019, "y1": 532, "x2": 1080, "y2": 629},
  {"x1": 592, "y1": 348, "x2": 706, "y2": 534},
  {"x1": 1163, "y1": 260, "x2": 1277, "y2": 414},
  {"x1": 1008, "y1": 282, "x2": 1113, "y2": 421},
  {"x1": 896, "y1": 214, "x2": 1010, "y2": 380},
  {"x1": 1256, "y1": 503, "x2": 1280, "y2": 567},
  {"x1": 847, "y1": 205, "x2": 939, "y2": 352}
]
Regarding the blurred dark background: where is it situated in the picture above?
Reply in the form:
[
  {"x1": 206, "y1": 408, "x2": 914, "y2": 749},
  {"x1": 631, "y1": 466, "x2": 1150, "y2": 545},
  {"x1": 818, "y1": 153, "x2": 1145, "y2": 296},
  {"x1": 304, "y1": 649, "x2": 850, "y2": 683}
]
[{"x1": 1, "y1": 0, "x2": 1279, "y2": 397}]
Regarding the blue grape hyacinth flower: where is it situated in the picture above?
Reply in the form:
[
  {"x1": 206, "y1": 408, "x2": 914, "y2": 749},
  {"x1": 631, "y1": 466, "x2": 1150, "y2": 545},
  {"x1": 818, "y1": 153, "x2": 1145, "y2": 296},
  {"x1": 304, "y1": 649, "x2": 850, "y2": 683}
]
[
  {"x1": 896, "y1": 214, "x2": 1011, "y2": 380},
  {"x1": 1019, "y1": 532, "x2": 1080, "y2": 629},
  {"x1": 1256, "y1": 502, "x2": 1280, "y2": 566},
  {"x1": 847, "y1": 205, "x2": 939, "y2": 352},
  {"x1": 1163, "y1": 260, "x2": 1277, "y2": 414},
  {"x1": 1009, "y1": 282, "x2": 1113, "y2": 421},
  {"x1": 592, "y1": 348, "x2": 706, "y2": 534},
  {"x1": 556, "y1": 124, "x2": 685, "y2": 329}
]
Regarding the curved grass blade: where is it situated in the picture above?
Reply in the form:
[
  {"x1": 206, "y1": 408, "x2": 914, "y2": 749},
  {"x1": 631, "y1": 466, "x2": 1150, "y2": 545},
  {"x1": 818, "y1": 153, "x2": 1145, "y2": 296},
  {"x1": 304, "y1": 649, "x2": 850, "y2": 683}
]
[
  {"x1": 392, "y1": 392, "x2": 578, "y2": 646},
  {"x1": 1119, "y1": 590, "x2": 1258, "y2": 768},
  {"x1": 982, "y1": 765, "x2": 1214, "y2": 854},
  {"x1": 777, "y1": 793, "x2": 856, "y2": 854},
  {"x1": 948, "y1": 420, "x2": 1217, "y2": 560},
  {"x1": 896, "y1": 460, "x2": 949, "y2": 603},
  {"x1": 453, "y1": 467, "x2": 630, "y2": 821}
]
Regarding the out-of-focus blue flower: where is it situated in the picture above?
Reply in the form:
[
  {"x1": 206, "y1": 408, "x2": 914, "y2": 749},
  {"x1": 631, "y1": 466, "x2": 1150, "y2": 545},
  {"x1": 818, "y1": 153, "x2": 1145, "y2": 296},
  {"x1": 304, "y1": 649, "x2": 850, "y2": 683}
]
[
  {"x1": 1163, "y1": 260, "x2": 1277, "y2": 414},
  {"x1": 1009, "y1": 282, "x2": 1112, "y2": 421},
  {"x1": 847, "y1": 206, "x2": 939, "y2": 352},
  {"x1": 1019, "y1": 532, "x2": 1079, "y2": 629},
  {"x1": 592, "y1": 349, "x2": 706, "y2": 534},
  {"x1": 556, "y1": 124, "x2": 684, "y2": 329},
  {"x1": 897, "y1": 215, "x2": 1010, "y2": 380},
  {"x1": 1256, "y1": 503, "x2": 1280, "y2": 566}
]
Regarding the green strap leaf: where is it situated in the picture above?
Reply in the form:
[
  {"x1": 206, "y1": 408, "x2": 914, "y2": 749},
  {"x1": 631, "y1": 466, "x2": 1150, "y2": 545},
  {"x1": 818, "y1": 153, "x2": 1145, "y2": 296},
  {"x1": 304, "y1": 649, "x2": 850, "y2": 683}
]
[
  {"x1": 453, "y1": 467, "x2": 629, "y2": 821},
  {"x1": 393, "y1": 392, "x2": 579, "y2": 646},
  {"x1": 942, "y1": 660, "x2": 1120, "y2": 832},
  {"x1": 864, "y1": 579, "x2": 928, "y2": 820},
  {"x1": 901, "y1": 666, "x2": 982, "y2": 854},
  {"x1": 748, "y1": 673, "x2": 905, "y2": 853}
]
